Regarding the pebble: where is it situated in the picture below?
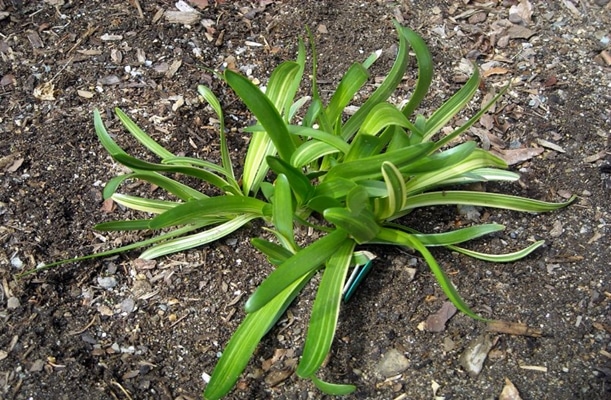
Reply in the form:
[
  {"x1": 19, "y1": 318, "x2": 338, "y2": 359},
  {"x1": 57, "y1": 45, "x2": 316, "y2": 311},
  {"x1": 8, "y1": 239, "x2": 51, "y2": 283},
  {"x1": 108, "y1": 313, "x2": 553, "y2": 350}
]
[
  {"x1": 7, "y1": 297, "x2": 20, "y2": 309},
  {"x1": 459, "y1": 334, "x2": 493, "y2": 377},
  {"x1": 97, "y1": 276, "x2": 118, "y2": 289},
  {"x1": 376, "y1": 348, "x2": 410, "y2": 377},
  {"x1": 10, "y1": 256, "x2": 23, "y2": 269},
  {"x1": 121, "y1": 298, "x2": 136, "y2": 313},
  {"x1": 549, "y1": 220, "x2": 564, "y2": 237}
]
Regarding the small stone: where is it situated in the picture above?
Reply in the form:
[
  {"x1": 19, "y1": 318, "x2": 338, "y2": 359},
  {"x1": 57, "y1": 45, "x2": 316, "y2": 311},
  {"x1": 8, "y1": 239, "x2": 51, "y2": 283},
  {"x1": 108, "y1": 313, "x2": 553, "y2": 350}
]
[
  {"x1": 459, "y1": 334, "x2": 493, "y2": 377},
  {"x1": 97, "y1": 276, "x2": 117, "y2": 289},
  {"x1": 10, "y1": 256, "x2": 23, "y2": 269},
  {"x1": 549, "y1": 220, "x2": 564, "y2": 238},
  {"x1": 121, "y1": 298, "x2": 136, "y2": 313},
  {"x1": 376, "y1": 348, "x2": 410, "y2": 377},
  {"x1": 30, "y1": 359, "x2": 45, "y2": 372},
  {"x1": 7, "y1": 297, "x2": 20, "y2": 309}
]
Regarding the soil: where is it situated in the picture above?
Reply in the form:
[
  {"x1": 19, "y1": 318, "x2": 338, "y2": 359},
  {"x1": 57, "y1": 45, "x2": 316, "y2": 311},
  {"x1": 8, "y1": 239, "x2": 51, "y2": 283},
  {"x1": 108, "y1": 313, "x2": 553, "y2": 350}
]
[{"x1": 1, "y1": 0, "x2": 610, "y2": 399}]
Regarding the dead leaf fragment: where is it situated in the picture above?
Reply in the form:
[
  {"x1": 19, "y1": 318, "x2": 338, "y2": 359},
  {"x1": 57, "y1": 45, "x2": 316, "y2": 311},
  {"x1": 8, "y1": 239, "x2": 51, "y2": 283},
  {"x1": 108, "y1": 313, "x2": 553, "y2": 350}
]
[
  {"x1": 264, "y1": 369, "x2": 293, "y2": 387},
  {"x1": 492, "y1": 147, "x2": 544, "y2": 165},
  {"x1": 499, "y1": 378, "x2": 522, "y2": 400},
  {"x1": 101, "y1": 198, "x2": 115, "y2": 213},
  {"x1": 536, "y1": 138, "x2": 566, "y2": 153},
  {"x1": 0, "y1": 74, "x2": 16, "y2": 87},
  {"x1": 424, "y1": 301, "x2": 457, "y2": 332},
  {"x1": 188, "y1": 0, "x2": 209, "y2": 9},
  {"x1": 482, "y1": 67, "x2": 510, "y2": 77},
  {"x1": 506, "y1": 25, "x2": 535, "y2": 40},
  {"x1": 33, "y1": 82, "x2": 55, "y2": 101},
  {"x1": 509, "y1": 0, "x2": 533, "y2": 25},
  {"x1": 165, "y1": 11, "x2": 200, "y2": 25},
  {"x1": 77, "y1": 89, "x2": 94, "y2": 99}
]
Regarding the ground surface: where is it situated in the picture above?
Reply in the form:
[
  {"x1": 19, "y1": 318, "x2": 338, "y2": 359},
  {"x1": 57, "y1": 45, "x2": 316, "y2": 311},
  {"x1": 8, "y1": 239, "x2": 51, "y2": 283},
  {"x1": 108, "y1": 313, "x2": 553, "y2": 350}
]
[{"x1": 1, "y1": 0, "x2": 610, "y2": 399}]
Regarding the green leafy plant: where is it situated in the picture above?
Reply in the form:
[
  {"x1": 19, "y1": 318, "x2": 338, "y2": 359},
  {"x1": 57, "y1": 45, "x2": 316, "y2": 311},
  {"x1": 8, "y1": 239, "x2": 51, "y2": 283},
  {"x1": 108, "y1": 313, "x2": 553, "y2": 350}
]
[{"x1": 32, "y1": 23, "x2": 574, "y2": 398}]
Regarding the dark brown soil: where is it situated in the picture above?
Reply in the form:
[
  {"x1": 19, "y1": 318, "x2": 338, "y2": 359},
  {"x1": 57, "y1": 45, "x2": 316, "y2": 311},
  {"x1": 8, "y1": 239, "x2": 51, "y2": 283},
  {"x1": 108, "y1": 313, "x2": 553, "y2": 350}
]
[{"x1": 1, "y1": 1, "x2": 610, "y2": 399}]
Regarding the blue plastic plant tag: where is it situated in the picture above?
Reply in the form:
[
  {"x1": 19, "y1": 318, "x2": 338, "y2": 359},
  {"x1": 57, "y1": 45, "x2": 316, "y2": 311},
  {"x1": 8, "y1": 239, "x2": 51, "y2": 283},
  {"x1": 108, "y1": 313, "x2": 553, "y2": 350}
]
[{"x1": 342, "y1": 260, "x2": 373, "y2": 303}]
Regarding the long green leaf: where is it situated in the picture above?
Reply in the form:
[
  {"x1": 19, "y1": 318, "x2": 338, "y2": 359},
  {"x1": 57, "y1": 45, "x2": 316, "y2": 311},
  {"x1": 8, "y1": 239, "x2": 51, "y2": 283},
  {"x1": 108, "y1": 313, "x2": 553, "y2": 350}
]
[
  {"x1": 397, "y1": 23, "x2": 433, "y2": 119},
  {"x1": 310, "y1": 375, "x2": 356, "y2": 396},
  {"x1": 225, "y1": 69, "x2": 297, "y2": 160},
  {"x1": 342, "y1": 25, "x2": 411, "y2": 140},
  {"x1": 94, "y1": 109, "x2": 128, "y2": 157},
  {"x1": 141, "y1": 214, "x2": 258, "y2": 259},
  {"x1": 291, "y1": 140, "x2": 341, "y2": 168},
  {"x1": 245, "y1": 229, "x2": 349, "y2": 313},
  {"x1": 95, "y1": 219, "x2": 153, "y2": 231},
  {"x1": 204, "y1": 272, "x2": 314, "y2": 400},
  {"x1": 402, "y1": 191, "x2": 576, "y2": 214},
  {"x1": 298, "y1": 240, "x2": 355, "y2": 378},
  {"x1": 288, "y1": 125, "x2": 351, "y2": 154},
  {"x1": 324, "y1": 208, "x2": 380, "y2": 244},
  {"x1": 325, "y1": 142, "x2": 435, "y2": 182},
  {"x1": 410, "y1": 224, "x2": 506, "y2": 246},
  {"x1": 400, "y1": 141, "x2": 477, "y2": 175},
  {"x1": 198, "y1": 85, "x2": 234, "y2": 180},
  {"x1": 112, "y1": 153, "x2": 237, "y2": 195},
  {"x1": 22, "y1": 223, "x2": 205, "y2": 276},
  {"x1": 115, "y1": 108, "x2": 175, "y2": 159},
  {"x1": 149, "y1": 196, "x2": 269, "y2": 229},
  {"x1": 375, "y1": 228, "x2": 484, "y2": 320},
  {"x1": 111, "y1": 193, "x2": 179, "y2": 214},
  {"x1": 421, "y1": 65, "x2": 480, "y2": 142},
  {"x1": 403, "y1": 149, "x2": 507, "y2": 195},
  {"x1": 325, "y1": 63, "x2": 370, "y2": 124},
  {"x1": 251, "y1": 238, "x2": 294, "y2": 265},
  {"x1": 102, "y1": 172, "x2": 207, "y2": 201},
  {"x1": 433, "y1": 85, "x2": 509, "y2": 151},
  {"x1": 358, "y1": 102, "x2": 421, "y2": 137},
  {"x1": 272, "y1": 174, "x2": 297, "y2": 251},
  {"x1": 376, "y1": 161, "x2": 407, "y2": 219},
  {"x1": 448, "y1": 240, "x2": 546, "y2": 262},
  {"x1": 266, "y1": 156, "x2": 315, "y2": 204}
]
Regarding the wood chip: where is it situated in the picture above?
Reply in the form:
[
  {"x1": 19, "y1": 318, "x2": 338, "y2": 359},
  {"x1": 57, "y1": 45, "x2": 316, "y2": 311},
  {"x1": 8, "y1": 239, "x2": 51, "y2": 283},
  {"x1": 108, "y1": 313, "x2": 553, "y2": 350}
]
[
  {"x1": 519, "y1": 364, "x2": 548, "y2": 372},
  {"x1": 165, "y1": 11, "x2": 200, "y2": 25},
  {"x1": 26, "y1": 30, "x2": 44, "y2": 49},
  {"x1": 76, "y1": 49, "x2": 102, "y2": 56},
  {"x1": 583, "y1": 150, "x2": 606, "y2": 163},
  {"x1": 165, "y1": 59, "x2": 182, "y2": 78},
  {"x1": 487, "y1": 320, "x2": 543, "y2": 337},
  {"x1": 536, "y1": 138, "x2": 566, "y2": 153},
  {"x1": 100, "y1": 33, "x2": 123, "y2": 41}
]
